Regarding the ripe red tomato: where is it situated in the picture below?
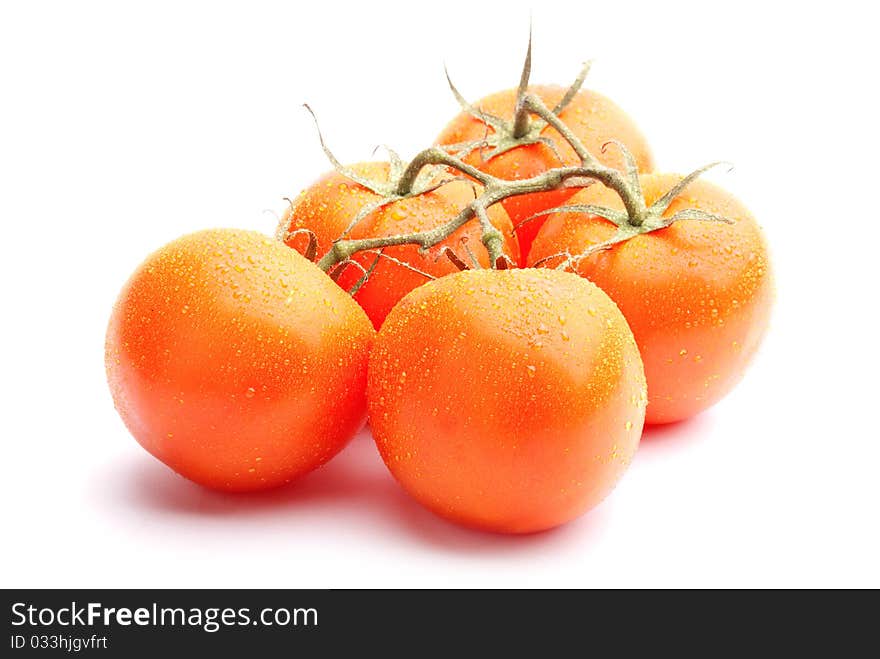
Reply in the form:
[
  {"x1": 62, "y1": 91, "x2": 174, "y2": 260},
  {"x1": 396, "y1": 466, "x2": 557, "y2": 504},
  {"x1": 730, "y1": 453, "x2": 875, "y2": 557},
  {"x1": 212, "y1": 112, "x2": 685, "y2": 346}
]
[
  {"x1": 528, "y1": 174, "x2": 774, "y2": 424},
  {"x1": 105, "y1": 229, "x2": 375, "y2": 491},
  {"x1": 436, "y1": 85, "x2": 654, "y2": 262},
  {"x1": 368, "y1": 268, "x2": 647, "y2": 533},
  {"x1": 278, "y1": 162, "x2": 519, "y2": 328}
]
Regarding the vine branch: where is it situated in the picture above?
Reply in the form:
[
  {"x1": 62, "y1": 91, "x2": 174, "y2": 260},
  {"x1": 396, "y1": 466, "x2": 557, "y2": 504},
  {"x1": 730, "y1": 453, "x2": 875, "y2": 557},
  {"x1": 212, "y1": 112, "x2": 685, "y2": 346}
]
[{"x1": 302, "y1": 46, "x2": 733, "y2": 277}]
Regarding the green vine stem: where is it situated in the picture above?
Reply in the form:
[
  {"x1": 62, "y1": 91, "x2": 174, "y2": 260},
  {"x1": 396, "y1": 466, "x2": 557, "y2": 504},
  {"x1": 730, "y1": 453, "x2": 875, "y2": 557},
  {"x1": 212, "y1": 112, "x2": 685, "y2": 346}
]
[
  {"x1": 316, "y1": 95, "x2": 649, "y2": 273},
  {"x1": 304, "y1": 44, "x2": 734, "y2": 276},
  {"x1": 511, "y1": 33, "x2": 534, "y2": 140}
]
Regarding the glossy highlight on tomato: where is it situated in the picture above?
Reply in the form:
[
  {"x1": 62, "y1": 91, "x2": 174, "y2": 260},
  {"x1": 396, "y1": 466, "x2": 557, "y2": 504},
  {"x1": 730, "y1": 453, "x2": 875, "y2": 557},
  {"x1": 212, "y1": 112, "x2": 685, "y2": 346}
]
[
  {"x1": 105, "y1": 229, "x2": 375, "y2": 491},
  {"x1": 368, "y1": 268, "x2": 647, "y2": 533},
  {"x1": 528, "y1": 174, "x2": 773, "y2": 424}
]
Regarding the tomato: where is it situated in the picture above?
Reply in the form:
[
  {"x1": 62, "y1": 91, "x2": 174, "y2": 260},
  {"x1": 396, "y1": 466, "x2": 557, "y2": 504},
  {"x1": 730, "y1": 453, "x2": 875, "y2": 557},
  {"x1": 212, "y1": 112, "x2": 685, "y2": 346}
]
[
  {"x1": 528, "y1": 174, "x2": 773, "y2": 424},
  {"x1": 278, "y1": 162, "x2": 519, "y2": 329},
  {"x1": 436, "y1": 85, "x2": 654, "y2": 262},
  {"x1": 105, "y1": 229, "x2": 374, "y2": 491},
  {"x1": 368, "y1": 268, "x2": 646, "y2": 533}
]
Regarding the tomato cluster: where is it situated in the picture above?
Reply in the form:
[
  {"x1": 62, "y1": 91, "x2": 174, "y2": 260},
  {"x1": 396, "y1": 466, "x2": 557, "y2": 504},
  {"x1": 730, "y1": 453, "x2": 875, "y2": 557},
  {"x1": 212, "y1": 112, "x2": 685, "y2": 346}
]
[{"x1": 106, "y1": 45, "x2": 772, "y2": 533}]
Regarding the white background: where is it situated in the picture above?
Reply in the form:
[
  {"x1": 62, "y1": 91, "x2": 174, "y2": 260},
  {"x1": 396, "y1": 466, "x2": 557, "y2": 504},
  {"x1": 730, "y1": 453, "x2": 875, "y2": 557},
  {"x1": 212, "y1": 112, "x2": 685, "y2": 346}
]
[{"x1": 2, "y1": 0, "x2": 878, "y2": 588}]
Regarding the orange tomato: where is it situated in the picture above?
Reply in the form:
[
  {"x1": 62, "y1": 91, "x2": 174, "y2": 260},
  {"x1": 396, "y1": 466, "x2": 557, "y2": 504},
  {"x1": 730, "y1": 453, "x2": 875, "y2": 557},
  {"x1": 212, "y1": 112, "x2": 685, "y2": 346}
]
[
  {"x1": 368, "y1": 268, "x2": 646, "y2": 533},
  {"x1": 279, "y1": 162, "x2": 519, "y2": 328},
  {"x1": 105, "y1": 229, "x2": 374, "y2": 491},
  {"x1": 436, "y1": 85, "x2": 654, "y2": 261},
  {"x1": 528, "y1": 174, "x2": 773, "y2": 424}
]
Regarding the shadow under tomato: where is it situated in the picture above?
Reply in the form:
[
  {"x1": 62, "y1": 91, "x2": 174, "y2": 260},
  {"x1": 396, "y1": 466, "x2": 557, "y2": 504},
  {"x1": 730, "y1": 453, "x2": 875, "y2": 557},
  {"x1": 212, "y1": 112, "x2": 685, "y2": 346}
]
[
  {"x1": 637, "y1": 410, "x2": 718, "y2": 454},
  {"x1": 101, "y1": 430, "x2": 606, "y2": 554},
  {"x1": 628, "y1": 410, "x2": 720, "y2": 481},
  {"x1": 117, "y1": 434, "x2": 393, "y2": 516},
  {"x1": 109, "y1": 431, "x2": 408, "y2": 525}
]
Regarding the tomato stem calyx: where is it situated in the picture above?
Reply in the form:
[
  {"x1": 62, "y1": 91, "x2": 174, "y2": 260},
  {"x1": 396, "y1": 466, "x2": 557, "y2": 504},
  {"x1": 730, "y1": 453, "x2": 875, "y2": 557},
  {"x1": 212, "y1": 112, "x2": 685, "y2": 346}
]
[
  {"x1": 528, "y1": 161, "x2": 737, "y2": 270},
  {"x1": 441, "y1": 39, "x2": 592, "y2": 165}
]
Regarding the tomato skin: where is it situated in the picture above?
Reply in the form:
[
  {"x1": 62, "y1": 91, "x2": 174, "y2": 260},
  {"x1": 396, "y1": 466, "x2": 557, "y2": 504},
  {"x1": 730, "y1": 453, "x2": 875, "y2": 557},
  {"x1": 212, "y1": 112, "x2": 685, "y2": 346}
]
[
  {"x1": 436, "y1": 85, "x2": 654, "y2": 262},
  {"x1": 528, "y1": 174, "x2": 774, "y2": 424},
  {"x1": 279, "y1": 162, "x2": 519, "y2": 329},
  {"x1": 105, "y1": 229, "x2": 374, "y2": 491},
  {"x1": 368, "y1": 268, "x2": 646, "y2": 533}
]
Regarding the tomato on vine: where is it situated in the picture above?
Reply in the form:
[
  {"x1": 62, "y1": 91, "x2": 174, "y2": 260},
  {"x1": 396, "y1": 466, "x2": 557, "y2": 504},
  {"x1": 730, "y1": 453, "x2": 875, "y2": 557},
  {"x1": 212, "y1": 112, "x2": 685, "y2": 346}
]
[
  {"x1": 278, "y1": 160, "x2": 518, "y2": 329},
  {"x1": 368, "y1": 268, "x2": 647, "y2": 533},
  {"x1": 104, "y1": 31, "x2": 775, "y2": 527},
  {"x1": 528, "y1": 172, "x2": 773, "y2": 424},
  {"x1": 436, "y1": 41, "x2": 653, "y2": 262},
  {"x1": 106, "y1": 229, "x2": 375, "y2": 491}
]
